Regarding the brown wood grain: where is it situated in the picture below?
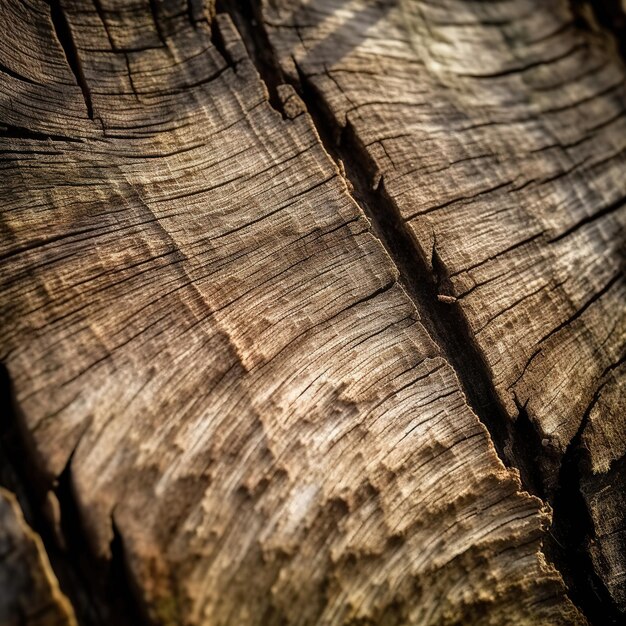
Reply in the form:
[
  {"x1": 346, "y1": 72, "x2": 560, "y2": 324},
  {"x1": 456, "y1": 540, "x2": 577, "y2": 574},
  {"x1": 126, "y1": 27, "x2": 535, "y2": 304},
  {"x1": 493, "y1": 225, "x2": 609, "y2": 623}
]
[{"x1": 0, "y1": 0, "x2": 623, "y2": 623}]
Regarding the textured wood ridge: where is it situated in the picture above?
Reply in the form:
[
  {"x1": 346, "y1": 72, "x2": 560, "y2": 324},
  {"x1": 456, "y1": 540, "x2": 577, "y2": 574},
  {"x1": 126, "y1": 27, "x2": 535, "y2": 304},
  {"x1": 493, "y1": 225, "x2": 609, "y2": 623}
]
[
  {"x1": 261, "y1": 0, "x2": 626, "y2": 614},
  {"x1": 0, "y1": 0, "x2": 622, "y2": 624},
  {"x1": 0, "y1": 487, "x2": 76, "y2": 626}
]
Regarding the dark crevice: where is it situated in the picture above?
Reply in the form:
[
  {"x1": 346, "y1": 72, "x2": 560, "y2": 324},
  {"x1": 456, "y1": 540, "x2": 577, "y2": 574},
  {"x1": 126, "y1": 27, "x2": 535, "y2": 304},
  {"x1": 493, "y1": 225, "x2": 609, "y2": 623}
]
[
  {"x1": 290, "y1": 65, "x2": 620, "y2": 626},
  {"x1": 224, "y1": 3, "x2": 623, "y2": 622},
  {"x1": 571, "y1": 0, "x2": 626, "y2": 60},
  {"x1": 0, "y1": 123, "x2": 83, "y2": 143},
  {"x1": 288, "y1": 60, "x2": 541, "y2": 494},
  {"x1": 548, "y1": 393, "x2": 624, "y2": 625},
  {"x1": 216, "y1": 0, "x2": 540, "y2": 492},
  {"x1": 520, "y1": 393, "x2": 617, "y2": 621},
  {"x1": 507, "y1": 400, "x2": 554, "y2": 499},
  {"x1": 186, "y1": 0, "x2": 204, "y2": 26},
  {"x1": 209, "y1": 16, "x2": 238, "y2": 73},
  {"x1": 0, "y1": 363, "x2": 149, "y2": 625},
  {"x1": 147, "y1": 0, "x2": 168, "y2": 47},
  {"x1": 56, "y1": 457, "x2": 150, "y2": 626},
  {"x1": 0, "y1": 364, "x2": 85, "y2": 623},
  {"x1": 109, "y1": 518, "x2": 155, "y2": 626},
  {"x1": 216, "y1": 0, "x2": 284, "y2": 113},
  {"x1": 46, "y1": 0, "x2": 94, "y2": 119}
]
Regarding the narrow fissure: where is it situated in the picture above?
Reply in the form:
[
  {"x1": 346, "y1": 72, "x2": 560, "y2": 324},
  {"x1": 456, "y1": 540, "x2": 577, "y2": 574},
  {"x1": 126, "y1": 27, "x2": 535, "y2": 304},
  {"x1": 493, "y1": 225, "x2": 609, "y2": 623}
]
[
  {"x1": 571, "y1": 0, "x2": 626, "y2": 61},
  {"x1": 148, "y1": 0, "x2": 167, "y2": 46},
  {"x1": 217, "y1": 0, "x2": 535, "y2": 495},
  {"x1": 0, "y1": 123, "x2": 83, "y2": 143},
  {"x1": 0, "y1": 363, "x2": 148, "y2": 626},
  {"x1": 215, "y1": 0, "x2": 284, "y2": 112},
  {"x1": 547, "y1": 400, "x2": 624, "y2": 625},
  {"x1": 46, "y1": 0, "x2": 94, "y2": 119},
  {"x1": 222, "y1": 2, "x2": 622, "y2": 623}
]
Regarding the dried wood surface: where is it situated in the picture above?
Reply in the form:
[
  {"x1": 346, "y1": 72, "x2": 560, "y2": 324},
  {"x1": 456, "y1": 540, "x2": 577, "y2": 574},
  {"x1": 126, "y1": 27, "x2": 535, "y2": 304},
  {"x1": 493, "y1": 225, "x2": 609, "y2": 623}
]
[{"x1": 0, "y1": 0, "x2": 623, "y2": 624}]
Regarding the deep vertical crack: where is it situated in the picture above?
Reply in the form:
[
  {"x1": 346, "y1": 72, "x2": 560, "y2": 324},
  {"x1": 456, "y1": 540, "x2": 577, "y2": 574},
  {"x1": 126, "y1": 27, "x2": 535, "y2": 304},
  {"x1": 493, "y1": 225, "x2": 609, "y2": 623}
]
[
  {"x1": 47, "y1": 0, "x2": 94, "y2": 119},
  {"x1": 217, "y1": 0, "x2": 535, "y2": 492},
  {"x1": 548, "y1": 395, "x2": 624, "y2": 625},
  {"x1": 0, "y1": 363, "x2": 148, "y2": 626},
  {"x1": 215, "y1": 0, "x2": 284, "y2": 111},
  {"x1": 221, "y1": 2, "x2": 623, "y2": 622}
]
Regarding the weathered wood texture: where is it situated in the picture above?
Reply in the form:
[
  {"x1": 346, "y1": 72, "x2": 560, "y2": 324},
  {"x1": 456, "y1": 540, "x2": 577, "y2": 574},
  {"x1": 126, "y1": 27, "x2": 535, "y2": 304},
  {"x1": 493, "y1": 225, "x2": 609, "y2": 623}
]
[
  {"x1": 261, "y1": 0, "x2": 626, "y2": 611},
  {"x1": 0, "y1": 487, "x2": 76, "y2": 625},
  {"x1": 0, "y1": 0, "x2": 622, "y2": 624}
]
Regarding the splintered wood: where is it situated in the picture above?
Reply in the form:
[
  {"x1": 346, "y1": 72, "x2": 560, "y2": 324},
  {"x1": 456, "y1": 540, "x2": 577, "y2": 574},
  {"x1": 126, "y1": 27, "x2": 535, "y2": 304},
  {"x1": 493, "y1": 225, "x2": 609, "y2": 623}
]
[{"x1": 0, "y1": 0, "x2": 623, "y2": 624}]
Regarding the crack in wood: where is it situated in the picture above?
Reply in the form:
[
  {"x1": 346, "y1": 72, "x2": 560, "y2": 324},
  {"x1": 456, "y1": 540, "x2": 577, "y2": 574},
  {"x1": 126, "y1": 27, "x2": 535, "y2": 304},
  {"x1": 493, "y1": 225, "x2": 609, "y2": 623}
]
[
  {"x1": 46, "y1": 0, "x2": 94, "y2": 120},
  {"x1": 1, "y1": 0, "x2": 623, "y2": 621},
  {"x1": 0, "y1": 365, "x2": 148, "y2": 625},
  {"x1": 225, "y1": 2, "x2": 625, "y2": 622}
]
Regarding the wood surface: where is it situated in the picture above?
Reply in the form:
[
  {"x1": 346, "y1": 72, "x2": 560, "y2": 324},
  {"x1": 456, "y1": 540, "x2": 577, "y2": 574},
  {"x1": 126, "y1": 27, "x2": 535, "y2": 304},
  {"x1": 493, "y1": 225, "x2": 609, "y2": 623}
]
[
  {"x1": 0, "y1": 0, "x2": 623, "y2": 624},
  {"x1": 262, "y1": 0, "x2": 626, "y2": 614}
]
